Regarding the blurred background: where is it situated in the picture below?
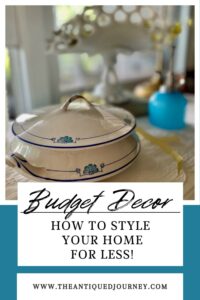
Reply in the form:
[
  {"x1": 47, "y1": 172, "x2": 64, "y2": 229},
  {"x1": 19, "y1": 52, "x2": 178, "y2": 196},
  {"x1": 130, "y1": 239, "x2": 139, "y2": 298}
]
[
  {"x1": 6, "y1": 5, "x2": 194, "y2": 119},
  {"x1": 5, "y1": 5, "x2": 195, "y2": 200}
]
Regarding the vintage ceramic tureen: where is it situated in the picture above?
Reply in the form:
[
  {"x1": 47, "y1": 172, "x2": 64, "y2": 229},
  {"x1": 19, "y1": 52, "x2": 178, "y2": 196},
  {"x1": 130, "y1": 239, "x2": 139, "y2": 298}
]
[{"x1": 6, "y1": 95, "x2": 140, "y2": 181}]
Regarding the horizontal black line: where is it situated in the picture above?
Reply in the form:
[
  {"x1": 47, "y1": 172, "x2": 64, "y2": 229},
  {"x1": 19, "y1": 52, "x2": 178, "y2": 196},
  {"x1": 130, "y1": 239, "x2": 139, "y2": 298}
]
[
  {"x1": 20, "y1": 211, "x2": 181, "y2": 214},
  {"x1": 12, "y1": 123, "x2": 136, "y2": 149},
  {"x1": 14, "y1": 148, "x2": 140, "y2": 182}
]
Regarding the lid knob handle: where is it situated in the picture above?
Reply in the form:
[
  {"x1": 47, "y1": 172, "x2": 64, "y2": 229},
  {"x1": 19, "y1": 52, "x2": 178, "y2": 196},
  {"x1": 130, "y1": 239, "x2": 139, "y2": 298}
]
[{"x1": 62, "y1": 95, "x2": 94, "y2": 111}]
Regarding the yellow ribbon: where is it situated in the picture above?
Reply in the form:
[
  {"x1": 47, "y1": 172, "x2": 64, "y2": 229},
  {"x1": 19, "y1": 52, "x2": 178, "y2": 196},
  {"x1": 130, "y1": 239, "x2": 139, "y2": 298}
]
[{"x1": 136, "y1": 127, "x2": 183, "y2": 175}]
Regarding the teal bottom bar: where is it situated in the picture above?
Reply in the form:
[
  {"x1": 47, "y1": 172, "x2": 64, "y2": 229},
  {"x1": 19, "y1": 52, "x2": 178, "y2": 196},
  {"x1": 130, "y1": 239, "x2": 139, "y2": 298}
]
[{"x1": 0, "y1": 205, "x2": 199, "y2": 299}]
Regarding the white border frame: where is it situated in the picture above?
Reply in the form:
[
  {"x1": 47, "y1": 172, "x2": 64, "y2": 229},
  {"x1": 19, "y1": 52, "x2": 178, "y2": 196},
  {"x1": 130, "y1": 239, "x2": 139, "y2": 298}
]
[{"x1": 0, "y1": 0, "x2": 199, "y2": 205}]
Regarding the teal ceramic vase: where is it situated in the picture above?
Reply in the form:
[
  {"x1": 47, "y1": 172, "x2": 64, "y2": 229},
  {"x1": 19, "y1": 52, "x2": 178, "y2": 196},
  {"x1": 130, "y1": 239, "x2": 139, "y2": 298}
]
[{"x1": 149, "y1": 91, "x2": 187, "y2": 130}]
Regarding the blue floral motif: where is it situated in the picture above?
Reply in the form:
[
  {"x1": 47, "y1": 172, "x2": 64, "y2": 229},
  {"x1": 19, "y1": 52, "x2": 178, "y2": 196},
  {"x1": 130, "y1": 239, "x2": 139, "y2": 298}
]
[
  {"x1": 56, "y1": 136, "x2": 74, "y2": 143},
  {"x1": 83, "y1": 164, "x2": 99, "y2": 175}
]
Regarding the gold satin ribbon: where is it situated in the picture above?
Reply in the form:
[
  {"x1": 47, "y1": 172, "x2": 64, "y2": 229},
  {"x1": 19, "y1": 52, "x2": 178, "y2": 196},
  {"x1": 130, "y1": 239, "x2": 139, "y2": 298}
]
[{"x1": 136, "y1": 127, "x2": 183, "y2": 175}]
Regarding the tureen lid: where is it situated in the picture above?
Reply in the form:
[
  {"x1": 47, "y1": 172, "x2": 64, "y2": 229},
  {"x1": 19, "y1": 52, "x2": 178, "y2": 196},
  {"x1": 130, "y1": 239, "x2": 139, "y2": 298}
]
[{"x1": 12, "y1": 95, "x2": 136, "y2": 149}]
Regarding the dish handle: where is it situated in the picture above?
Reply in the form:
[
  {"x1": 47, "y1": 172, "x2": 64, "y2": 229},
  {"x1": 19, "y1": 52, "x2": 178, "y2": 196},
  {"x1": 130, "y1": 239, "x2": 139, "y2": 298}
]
[
  {"x1": 6, "y1": 155, "x2": 17, "y2": 168},
  {"x1": 61, "y1": 94, "x2": 95, "y2": 111}
]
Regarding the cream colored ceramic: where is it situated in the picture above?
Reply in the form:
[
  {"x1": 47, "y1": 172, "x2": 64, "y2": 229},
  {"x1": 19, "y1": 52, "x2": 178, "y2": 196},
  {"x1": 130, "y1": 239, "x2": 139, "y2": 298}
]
[
  {"x1": 7, "y1": 133, "x2": 140, "y2": 181},
  {"x1": 12, "y1": 95, "x2": 135, "y2": 148},
  {"x1": 6, "y1": 95, "x2": 140, "y2": 181}
]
